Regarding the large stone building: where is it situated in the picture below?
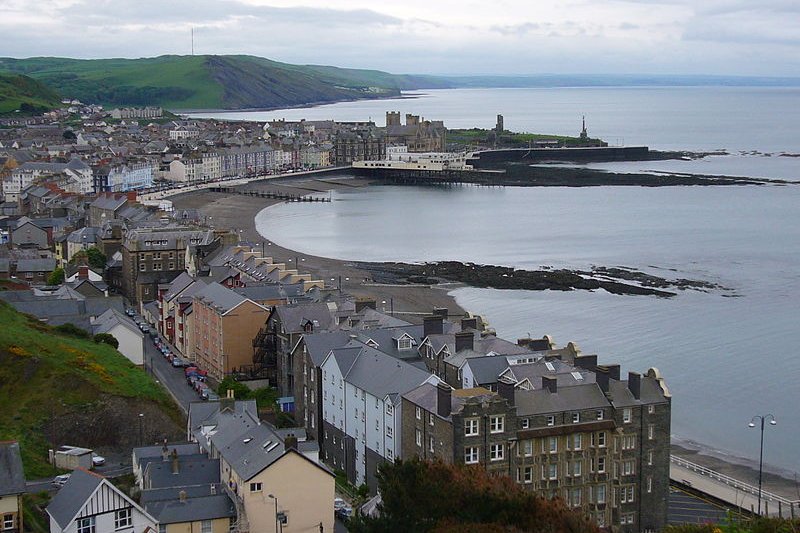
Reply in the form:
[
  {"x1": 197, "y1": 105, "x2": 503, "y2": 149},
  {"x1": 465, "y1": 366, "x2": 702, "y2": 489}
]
[
  {"x1": 401, "y1": 356, "x2": 671, "y2": 533},
  {"x1": 384, "y1": 112, "x2": 446, "y2": 152},
  {"x1": 121, "y1": 226, "x2": 215, "y2": 304},
  {"x1": 333, "y1": 131, "x2": 386, "y2": 165}
]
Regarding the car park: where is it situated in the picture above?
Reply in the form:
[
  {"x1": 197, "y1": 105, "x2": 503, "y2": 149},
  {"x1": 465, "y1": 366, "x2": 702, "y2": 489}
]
[{"x1": 52, "y1": 474, "x2": 71, "y2": 487}]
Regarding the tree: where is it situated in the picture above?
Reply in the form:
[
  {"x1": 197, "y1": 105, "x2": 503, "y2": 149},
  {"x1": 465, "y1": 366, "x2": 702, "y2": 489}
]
[
  {"x1": 69, "y1": 247, "x2": 107, "y2": 271},
  {"x1": 46, "y1": 267, "x2": 65, "y2": 286},
  {"x1": 348, "y1": 458, "x2": 598, "y2": 533},
  {"x1": 93, "y1": 333, "x2": 119, "y2": 349}
]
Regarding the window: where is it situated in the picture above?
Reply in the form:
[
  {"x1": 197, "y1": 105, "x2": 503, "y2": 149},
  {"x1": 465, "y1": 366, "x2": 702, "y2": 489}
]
[
  {"x1": 571, "y1": 488, "x2": 582, "y2": 506},
  {"x1": 386, "y1": 404, "x2": 393, "y2": 415},
  {"x1": 548, "y1": 436, "x2": 558, "y2": 453},
  {"x1": 648, "y1": 424, "x2": 655, "y2": 440},
  {"x1": 139, "y1": 263, "x2": 146, "y2": 271},
  {"x1": 415, "y1": 429, "x2": 422, "y2": 447},
  {"x1": 647, "y1": 476, "x2": 653, "y2": 493},
  {"x1": 546, "y1": 415, "x2": 555, "y2": 426},
  {"x1": 429, "y1": 436, "x2": 435, "y2": 453},
  {"x1": 572, "y1": 412, "x2": 580, "y2": 423},
  {"x1": 115, "y1": 508, "x2": 132, "y2": 529},
  {"x1": 572, "y1": 434, "x2": 582, "y2": 450},
  {"x1": 622, "y1": 460, "x2": 635, "y2": 476},
  {"x1": 521, "y1": 418, "x2": 529, "y2": 429},
  {"x1": 598, "y1": 431, "x2": 606, "y2": 447},
  {"x1": 523, "y1": 466, "x2": 533, "y2": 484},
  {"x1": 387, "y1": 449, "x2": 393, "y2": 460},
  {"x1": 622, "y1": 435, "x2": 636, "y2": 450},
  {"x1": 623, "y1": 408, "x2": 632, "y2": 423},
  {"x1": 398, "y1": 337, "x2": 412, "y2": 349},
  {"x1": 429, "y1": 413, "x2": 435, "y2": 426},
  {"x1": 648, "y1": 450, "x2": 654, "y2": 465},
  {"x1": 465, "y1": 418, "x2": 479, "y2": 436},
  {"x1": 153, "y1": 262, "x2": 162, "y2": 271},
  {"x1": 596, "y1": 485, "x2": 607, "y2": 504},
  {"x1": 386, "y1": 426, "x2": 393, "y2": 438},
  {"x1": 250, "y1": 482, "x2": 262, "y2": 492},
  {"x1": 523, "y1": 440, "x2": 533, "y2": 457},
  {"x1": 489, "y1": 443, "x2": 504, "y2": 461},
  {"x1": 489, "y1": 415, "x2": 504, "y2": 433},
  {"x1": 621, "y1": 513, "x2": 635, "y2": 525},
  {"x1": 464, "y1": 446, "x2": 479, "y2": 464},
  {"x1": 3, "y1": 515, "x2": 15, "y2": 530},
  {"x1": 620, "y1": 486, "x2": 635, "y2": 503},
  {"x1": 597, "y1": 457, "x2": 606, "y2": 473},
  {"x1": 573, "y1": 460, "x2": 582, "y2": 477},
  {"x1": 648, "y1": 404, "x2": 656, "y2": 414},
  {"x1": 77, "y1": 517, "x2": 95, "y2": 533},
  {"x1": 415, "y1": 406, "x2": 421, "y2": 419},
  {"x1": 201, "y1": 520, "x2": 213, "y2": 533},
  {"x1": 596, "y1": 409, "x2": 604, "y2": 420},
  {"x1": 548, "y1": 463, "x2": 558, "y2": 480}
]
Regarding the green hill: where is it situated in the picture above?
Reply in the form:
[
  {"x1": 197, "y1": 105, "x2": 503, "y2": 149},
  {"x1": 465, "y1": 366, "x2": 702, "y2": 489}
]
[
  {"x1": 0, "y1": 300, "x2": 182, "y2": 477},
  {"x1": 0, "y1": 72, "x2": 61, "y2": 116},
  {"x1": 0, "y1": 55, "x2": 453, "y2": 110}
]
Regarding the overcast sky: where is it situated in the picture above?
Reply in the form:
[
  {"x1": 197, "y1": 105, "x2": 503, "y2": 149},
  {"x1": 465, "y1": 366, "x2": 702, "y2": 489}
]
[{"x1": 2, "y1": 0, "x2": 799, "y2": 76}]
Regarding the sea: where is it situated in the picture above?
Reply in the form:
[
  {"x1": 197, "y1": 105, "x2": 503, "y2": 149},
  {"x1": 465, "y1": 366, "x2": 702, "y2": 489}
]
[{"x1": 190, "y1": 86, "x2": 800, "y2": 475}]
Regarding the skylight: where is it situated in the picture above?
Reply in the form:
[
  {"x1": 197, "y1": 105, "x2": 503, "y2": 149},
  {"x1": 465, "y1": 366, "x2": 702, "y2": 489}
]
[
  {"x1": 571, "y1": 371, "x2": 584, "y2": 381},
  {"x1": 545, "y1": 361, "x2": 555, "y2": 372}
]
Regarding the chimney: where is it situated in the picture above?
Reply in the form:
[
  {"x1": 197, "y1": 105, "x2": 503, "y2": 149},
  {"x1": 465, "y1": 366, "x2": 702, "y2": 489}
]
[
  {"x1": 161, "y1": 439, "x2": 169, "y2": 461},
  {"x1": 284, "y1": 433, "x2": 298, "y2": 451},
  {"x1": 432, "y1": 307, "x2": 448, "y2": 319},
  {"x1": 461, "y1": 317, "x2": 478, "y2": 331},
  {"x1": 455, "y1": 331, "x2": 474, "y2": 353},
  {"x1": 574, "y1": 355, "x2": 598, "y2": 370},
  {"x1": 516, "y1": 336, "x2": 531, "y2": 347},
  {"x1": 605, "y1": 364, "x2": 620, "y2": 381},
  {"x1": 210, "y1": 484, "x2": 217, "y2": 495},
  {"x1": 542, "y1": 376, "x2": 558, "y2": 394},
  {"x1": 179, "y1": 490, "x2": 187, "y2": 503},
  {"x1": 497, "y1": 379, "x2": 515, "y2": 405},
  {"x1": 595, "y1": 367, "x2": 610, "y2": 393},
  {"x1": 78, "y1": 265, "x2": 89, "y2": 280},
  {"x1": 220, "y1": 388, "x2": 235, "y2": 411},
  {"x1": 628, "y1": 372, "x2": 641, "y2": 399},
  {"x1": 126, "y1": 191, "x2": 137, "y2": 202},
  {"x1": 436, "y1": 382, "x2": 452, "y2": 417},
  {"x1": 171, "y1": 449, "x2": 179, "y2": 474},
  {"x1": 423, "y1": 316, "x2": 443, "y2": 338},
  {"x1": 355, "y1": 298, "x2": 376, "y2": 314}
]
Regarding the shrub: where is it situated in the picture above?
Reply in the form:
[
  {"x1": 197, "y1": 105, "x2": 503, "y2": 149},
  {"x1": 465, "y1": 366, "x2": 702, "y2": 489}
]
[
  {"x1": 93, "y1": 333, "x2": 119, "y2": 349},
  {"x1": 53, "y1": 323, "x2": 90, "y2": 339}
]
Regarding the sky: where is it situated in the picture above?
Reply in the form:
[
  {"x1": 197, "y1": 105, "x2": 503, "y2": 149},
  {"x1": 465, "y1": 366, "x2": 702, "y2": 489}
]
[{"x1": 2, "y1": 0, "x2": 799, "y2": 76}]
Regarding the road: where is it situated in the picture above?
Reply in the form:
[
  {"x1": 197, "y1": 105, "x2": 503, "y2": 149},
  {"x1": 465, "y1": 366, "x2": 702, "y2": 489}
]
[
  {"x1": 668, "y1": 486, "x2": 732, "y2": 525},
  {"x1": 143, "y1": 334, "x2": 201, "y2": 413}
]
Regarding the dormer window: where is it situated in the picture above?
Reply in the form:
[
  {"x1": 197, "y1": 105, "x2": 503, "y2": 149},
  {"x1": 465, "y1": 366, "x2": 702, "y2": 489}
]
[{"x1": 398, "y1": 337, "x2": 412, "y2": 350}]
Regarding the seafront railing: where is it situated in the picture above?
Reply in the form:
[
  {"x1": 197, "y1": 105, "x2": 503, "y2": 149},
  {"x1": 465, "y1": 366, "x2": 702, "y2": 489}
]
[{"x1": 670, "y1": 455, "x2": 799, "y2": 510}]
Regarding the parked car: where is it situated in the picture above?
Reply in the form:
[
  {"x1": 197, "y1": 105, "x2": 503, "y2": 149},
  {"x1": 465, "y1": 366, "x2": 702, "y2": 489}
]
[
  {"x1": 171, "y1": 357, "x2": 184, "y2": 368},
  {"x1": 52, "y1": 474, "x2": 71, "y2": 487},
  {"x1": 335, "y1": 507, "x2": 353, "y2": 522},
  {"x1": 125, "y1": 308, "x2": 135, "y2": 317},
  {"x1": 195, "y1": 381, "x2": 208, "y2": 394},
  {"x1": 148, "y1": 330, "x2": 158, "y2": 339},
  {"x1": 187, "y1": 375, "x2": 199, "y2": 388},
  {"x1": 139, "y1": 324, "x2": 150, "y2": 333},
  {"x1": 206, "y1": 391, "x2": 220, "y2": 401},
  {"x1": 334, "y1": 498, "x2": 347, "y2": 511},
  {"x1": 91, "y1": 453, "x2": 105, "y2": 467}
]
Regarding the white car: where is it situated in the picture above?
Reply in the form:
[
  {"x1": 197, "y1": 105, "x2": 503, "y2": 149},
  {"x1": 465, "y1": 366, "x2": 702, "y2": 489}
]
[
  {"x1": 92, "y1": 453, "x2": 106, "y2": 467},
  {"x1": 52, "y1": 474, "x2": 71, "y2": 487}
]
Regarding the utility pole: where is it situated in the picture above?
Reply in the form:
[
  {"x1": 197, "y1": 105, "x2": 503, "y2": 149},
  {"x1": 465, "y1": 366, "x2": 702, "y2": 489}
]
[{"x1": 191, "y1": 27, "x2": 194, "y2": 56}]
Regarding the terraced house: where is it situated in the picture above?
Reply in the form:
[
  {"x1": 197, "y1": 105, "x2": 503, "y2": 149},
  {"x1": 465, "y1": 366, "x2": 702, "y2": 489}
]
[{"x1": 401, "y1": 354, "x2": 671, "y2": 533}]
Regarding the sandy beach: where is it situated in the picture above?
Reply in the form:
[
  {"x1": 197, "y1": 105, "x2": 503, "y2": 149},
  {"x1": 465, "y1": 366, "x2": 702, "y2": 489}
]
[
  {"x1": 170, "y1": 174, "x2": 800, "y2": 502},
  {"x1": 170, "y1": 175, "x2": 466, "y2": 323}
]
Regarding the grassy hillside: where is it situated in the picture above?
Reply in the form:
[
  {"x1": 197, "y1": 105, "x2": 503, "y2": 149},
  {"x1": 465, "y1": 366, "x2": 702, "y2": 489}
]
[
  {"x1": 0, "y1": 300, "x2": 182, "y2": 478},
  {"x1": 0, "y1": 55, "x2": 454, "y2": 110},
  {"x1": 0, "y1": 72, "x2": 61, "y2": 116}
]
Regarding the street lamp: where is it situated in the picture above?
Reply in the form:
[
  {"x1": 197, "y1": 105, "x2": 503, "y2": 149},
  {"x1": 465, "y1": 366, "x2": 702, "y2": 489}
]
[
  {"x1": 268, "y1": 494, "x2": 281, "y2": 533},
  {"x1": 748, "y1": 414, "x2": 777, "y2": 515},
  {"x1": 138, "y1": 413, "x2": 144, "y2": 446}
]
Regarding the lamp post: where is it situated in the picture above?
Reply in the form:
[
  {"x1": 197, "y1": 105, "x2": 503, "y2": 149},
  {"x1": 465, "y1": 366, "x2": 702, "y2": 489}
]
[
  {"x1": 138, "y1": 413, "x2": 144, "y2": 446},
  {"x1": 268, "y1": 494, "x2": 280, "y2": 533},
  {"x1": 748, "y1": 414, "x2": 777, "y2": 515}
]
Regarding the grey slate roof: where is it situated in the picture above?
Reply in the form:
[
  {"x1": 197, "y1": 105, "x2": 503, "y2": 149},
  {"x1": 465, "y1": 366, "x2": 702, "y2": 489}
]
[
  {"x1": 342, "y1": 344, "x2": 434, "y2": 401},
  {"x1": 144, "y1": 457, "x2": 220, "y2": 489},
  {"x1": 47, "y1": 468, "x2": 103, "y2": 529},
  {"x1": 15, "y1": 258, "x2": 56, "y2": 272},
  {"x1": 208, "y1": 411, "x2": 286, "y2": 481},
  {"x1": 0, "y1": 441, "x2": 26, "y2": 496},
  {"x1": 92, "y1": 308, "x2": 143, "y2": 338},
  {"x1": 464, "y1": 356, "x2": 512, "y2": 385},
  {"x1": 162, "y1": 272, "x2": 195, "y2": 302},
  {"x1": 143, "y1": 493, "x2": 236, "y2": 524},
  {"x1": 300, "y1": 331, "x2": 354, "y2": 366},
  {"x1": 274, "y1": 302, "x2": 334, "y2": 333},
  {"x1": 195, "y1": 282, "x2": 255, "y2": 315},
  {"x1": 514, "y1": 383, "x2": 610, "y2": 416},
  {"x1": 134, "y1": 443, "x2": 200, "y2": 462}
]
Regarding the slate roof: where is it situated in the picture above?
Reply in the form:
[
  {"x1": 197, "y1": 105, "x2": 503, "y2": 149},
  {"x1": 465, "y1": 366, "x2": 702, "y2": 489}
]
[
  {"x1": 274, "y1": 302, "x2": 333, "y2": 333},
  {"x1": 340, "y1": 343, "x2": 434, "y2": 402},
  {"x1": 15, "y1": 258, "x2": 56, "y2": 272},
  {"x1": 90, "y1": 195, "x2": 127, "y2": 211},
  {"x1": 514, "y1": 383, "x2": 610, "y2": 416},
  {"x1": 134, "y1": 443, "x2": 200, "y2": 462},
  {"x1": 162, "y1": 272, "x2": 195, "y2": 302},
  {"x1": 143, "y1": 493, "x2": 236, "y2": 524},
  {"x1": 464, "y1": 355, "x2": 513, "y2": 385},
  {"x1": 92, "y1": 308, "x2": 143, "y2": 338},
  {"x1": 0, "y1": 441, "x2": 26, "y2": 496},
  {"x1": 207, "y1": 411, "x2": 286, "y2": 481},
  {"x1": 195, "y1": 282, "x2": 257, "y2": 315},
  {"x1": 300, "y1": 331, "x2": 353, "y2": 366},
  {"x1": 144, "y1": 457, "x2": 220, "y2": 489},
  {"x1": 47, "y1": 468, "x2": 104, "y2": 529}
]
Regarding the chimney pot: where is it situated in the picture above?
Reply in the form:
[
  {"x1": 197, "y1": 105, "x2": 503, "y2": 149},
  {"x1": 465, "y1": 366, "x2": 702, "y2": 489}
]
[
  {"x1": 497, "y1": 379, "x2": 515, "y2": 405},
  {"x1": 423, "y1": 316, "x2": 444, "y2": 338}
]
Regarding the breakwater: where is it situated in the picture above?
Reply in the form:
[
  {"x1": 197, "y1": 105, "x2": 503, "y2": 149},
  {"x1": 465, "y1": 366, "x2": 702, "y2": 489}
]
[{"x1": 470, "y1": 146, "x2": 651, "y2": 165}]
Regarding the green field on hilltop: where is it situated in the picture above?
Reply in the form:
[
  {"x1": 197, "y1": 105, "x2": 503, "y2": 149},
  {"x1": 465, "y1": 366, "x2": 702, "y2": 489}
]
[
  {"x1": 0, "y1": 300, "x2": 182, "y2": 478},
  {"x1": 0, "y1": 55, "x2": 453, "y2": 110},
  {"x1": 0, "y1": 72, "x2": 61, "y2": 116}
]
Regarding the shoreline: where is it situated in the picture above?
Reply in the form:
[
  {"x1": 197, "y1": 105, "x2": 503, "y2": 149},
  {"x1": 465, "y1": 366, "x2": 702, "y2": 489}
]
[{"x1": 169, "y1": 175, "x2": 800, "y2": 493}]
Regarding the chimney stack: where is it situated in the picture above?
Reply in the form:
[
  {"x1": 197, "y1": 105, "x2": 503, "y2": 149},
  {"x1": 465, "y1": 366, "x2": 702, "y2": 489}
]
[
  {"x1": 355, "y1": 298, "x2": 376, "y2": 314},
  {"x1": 455, "y1": 331, "x2": 474, "y2": 353},
  {"x1": 461, "y1": 317, "x2": 478, "y2": 331},
  {"x1": 574, "y1": 355, "x2": 598, "y2": 370},
  {"x1": 436, "y1": 382, "x2": 452, "y2": 417},
  {"x1": 284, "y1": 433, "x2": 298, "y2": 451},
  {"x1": 542, "y1": 376, "x2": 558, "y2": 394},
  {"x1": 78, "y1": 265, "x2": 89, "y2": 280},
  {"x1": 126, "y1": 191, "x2": 137, "y2": 202},
  {"x1": 171, "y1": 449, "x2": 179, "y2": 474},
  {"x1": 605, "y1": 364, "x2": 620, "y2": 381},
  {"x1": 628, "y1": 372, "x2": 641, "y2": 400},
  {"x1": 595, "y1": 367, "x2": 610, "y2": 393},
  {"x1": 179, "y1": 490, "x2": 187, "y2": 503},
  {"x1": 220, "y1": 388, "x2": 235, "y2": 411},
  {"x1": 432, "y1": 307, "x2": 448, "y2": 319},
  {"x1": 497, "y1": 379, "x2": 515, "y2": 405},
  {"x1": 423, "y1": 316, "x2": 443, "y2": 338}
]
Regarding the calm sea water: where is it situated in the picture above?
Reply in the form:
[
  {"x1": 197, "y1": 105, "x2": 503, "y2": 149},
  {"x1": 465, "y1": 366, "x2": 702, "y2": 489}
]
[{"x1": 223, "y1": 87, "x2": 800, "y2": 474}]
